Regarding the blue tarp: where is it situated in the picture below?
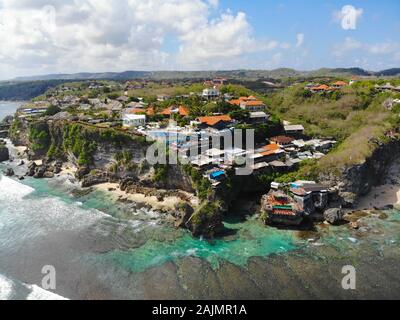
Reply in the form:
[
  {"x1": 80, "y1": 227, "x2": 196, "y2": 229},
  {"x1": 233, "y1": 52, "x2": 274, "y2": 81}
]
[{"x1": 210, "y1": 171, "x2": 225, "y2": 179}]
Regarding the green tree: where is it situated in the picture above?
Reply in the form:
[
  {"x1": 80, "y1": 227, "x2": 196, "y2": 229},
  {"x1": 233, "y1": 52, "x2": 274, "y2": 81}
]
[
  {"x1": 229, "y1": 109, "x2": 250, "y2": 122},
  {"x1": 44, "y1": 105, "x2": 61, "y2": 116}
]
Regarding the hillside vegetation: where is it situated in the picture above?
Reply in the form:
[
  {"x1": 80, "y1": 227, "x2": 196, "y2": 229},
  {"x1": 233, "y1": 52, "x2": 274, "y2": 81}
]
[{"x1": 265, "y1": 80, "x2": 400, "y2": 178}]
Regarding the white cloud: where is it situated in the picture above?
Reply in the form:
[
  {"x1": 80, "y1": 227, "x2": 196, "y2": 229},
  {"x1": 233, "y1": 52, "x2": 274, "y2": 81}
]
[
  {"x1": 333, "y1": 37, "x2": 400, "y2": 57},
  {"x1": 296, "y1": 33, "x2": 304, "y2": 47},
  {"x1": 333, "y1": 37, "x2": 363, "y2": 57},
  {"x1": 178, "y1": 12, "x2": 281, "y2": 68},
  {"x1": 0, "y1": 0, "x2": 285, "y2": 78},
  {"x1": 332, "y1": 37, "x2": 400, "y2": 69},
  {"x1": 368, "y1": 41, "x2": 399, "y2": 55},
  {"x1": 334, "y1": 5, "x2": 363, "y2": 30}
]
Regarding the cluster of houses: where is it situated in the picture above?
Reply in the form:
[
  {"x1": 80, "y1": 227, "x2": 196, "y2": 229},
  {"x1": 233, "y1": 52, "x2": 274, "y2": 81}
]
[
  {"x1": 151, "y1": 113, "x2": 337, "y2": 189},
  {"x1": 375, "y1": 82, "x2": 400, "y2": 92},
  {"x1": 305, "y1": 80, "x2": 349, "y2": 93},
  {"x1": 261, "y1": 180, "x2": 331, "y2": 226},
  {"x1": 383, "y1": 98, "x2": 400, "y2": 110},
  {"x1": 203, "y1": 77, "x2": 227, "y2": 88},
  {"x1": 16, "y1": 83, "x2": 337, "y2": 191}
]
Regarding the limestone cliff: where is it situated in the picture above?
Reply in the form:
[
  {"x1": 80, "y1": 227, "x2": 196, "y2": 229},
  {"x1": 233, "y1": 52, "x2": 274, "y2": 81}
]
[
  {"x1": 9, "y1": 119, "x2": 227, "y2": 237},
  {"x1": 320, "y1": 139, "x2": 400, "y2": 207}
]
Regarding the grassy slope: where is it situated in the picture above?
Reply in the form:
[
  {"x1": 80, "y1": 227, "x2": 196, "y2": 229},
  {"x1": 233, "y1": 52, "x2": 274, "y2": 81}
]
[{"x1": 264, "y1": 80, "x2": 400, "y2": 178}]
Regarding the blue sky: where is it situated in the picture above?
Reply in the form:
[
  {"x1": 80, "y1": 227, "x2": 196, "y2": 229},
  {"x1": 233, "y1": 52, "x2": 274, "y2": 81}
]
[
  {"x1": 215, "y1": 0, "x2": 400, "y2": 70},
  {"x1": 0, "y1": 0, "x2": 399, "y2": 79}
]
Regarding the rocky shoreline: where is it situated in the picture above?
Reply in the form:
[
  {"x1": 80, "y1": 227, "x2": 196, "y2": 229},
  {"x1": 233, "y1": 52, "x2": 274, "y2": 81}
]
[{"x1": 3, "y1": 116, "x2": 400, "y2": 239}]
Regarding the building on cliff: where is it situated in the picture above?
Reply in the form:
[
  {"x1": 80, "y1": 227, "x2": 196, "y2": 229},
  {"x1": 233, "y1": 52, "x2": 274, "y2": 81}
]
[
  {"x1": 261, "y1": 190, "x2": 305, "y2": 226},
  {"x1": 262, "y1": 181, "x2": 331, "y2": 226},
  {"x1": 122, "y1": 114, "x2": 146, "y2": 128}
]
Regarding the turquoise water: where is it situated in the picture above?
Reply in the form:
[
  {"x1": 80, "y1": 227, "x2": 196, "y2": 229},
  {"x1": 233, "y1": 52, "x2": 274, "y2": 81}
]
[
  {"x1": 99, "y1": 217, "x2": 296, "y2": 273},
  {"x1": 5, "y1": 168, "x2": 400, "y2": 276},
  {"x1": 0, "y1": 167, "x2": 299, "y2": 276},
  {"x1": 1, "y1": 170, "x2": 400, "y2": 299},
  {"x1": 2, "y1": 150, "x2": 400, "y2": 299},
  {"x1": 24, "y1": 175, "x2": 298, "y2": 272}
]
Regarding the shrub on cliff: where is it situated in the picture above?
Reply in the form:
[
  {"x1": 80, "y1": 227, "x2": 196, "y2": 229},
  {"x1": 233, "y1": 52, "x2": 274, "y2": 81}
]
[
  {"x1": 153, "y1": 164, "x2": 169, "y2": 183},
  {"x1": 28, "y1": 122, "x2": 51, "y2": 153},
  {"x1": 44, "y1": 105, "x2": 61, "y2": 116},
  {"x1": 182, "y1": 164, "x2": 212, "y2": 200},
  {"x1": 189, "y1": 201, "x2": 224, "y2": 238}
]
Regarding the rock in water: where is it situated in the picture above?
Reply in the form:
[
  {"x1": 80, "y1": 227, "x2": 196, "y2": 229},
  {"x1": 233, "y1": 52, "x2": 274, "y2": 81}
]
[
  {"x1": 0, "y1": 145, "x2": 9, "y2": 162},
  {"x1": 43, "y1": 172, "x2": 55, "y2": 179},
  {"x1": 26, "y1": 162, "x2": 37, "y2": 176},
  {"x1": 33, "y1": 166, "x2": 46, "y2": 179},
  {"x1": 3, "y1": 168, "x2": 15, "y2": 177},
  {"x1": 324, "y1": 208, "x2": 343, "y2": 225}
]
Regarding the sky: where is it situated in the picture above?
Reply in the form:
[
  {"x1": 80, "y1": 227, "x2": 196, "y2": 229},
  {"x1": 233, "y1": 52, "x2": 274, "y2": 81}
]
[{"x1": 0, "y1": 0, "x2": 399, "y2": 79}]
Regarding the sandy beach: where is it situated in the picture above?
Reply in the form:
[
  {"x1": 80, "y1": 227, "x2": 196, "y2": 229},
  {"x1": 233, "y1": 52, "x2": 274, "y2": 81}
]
[
  {"x1": 59, "y1": 164, "x2": 197, "y2": 212},
  {"x1": 356, "y1": 184, "x2": 400, "y2": 210},
  {"x1": 94, "y1": 182, "x2": 197, "y2": 212},
  {"x1": 356, "y1": 159, "x2": 400, "y2": 210}
]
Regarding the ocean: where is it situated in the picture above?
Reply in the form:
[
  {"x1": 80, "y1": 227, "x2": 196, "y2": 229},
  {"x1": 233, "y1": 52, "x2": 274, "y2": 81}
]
[
  {"x1": 0, "y1": 144, "x2": 300, "y2": 299},
  {"x1": 0, "y1": 101, "x2": 22, "y2": 121},
  {"x1": 1, "y1": 129, "x2": 400, "y2": 299}
]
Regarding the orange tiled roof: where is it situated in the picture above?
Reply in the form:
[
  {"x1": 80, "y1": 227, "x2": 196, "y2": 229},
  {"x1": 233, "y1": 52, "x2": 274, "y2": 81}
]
[
  {"x1": 179, "y1": 106, "x2": 189, "y2": 117},
  {"x1": 160, "y1": 106, "x2": 173, "y2": 115},
  {"x1": 198, "y1": 115, "x2": 232, "y2": 126},
  {"x1": 229, "y1": 99, "x2": 242, "y2": 106},
  {"x1": 160, "y1": 105, "x2": 189, "y2": 116},
  {"x1": 272, "y1": 209, "x2": 296, "y2": 216},
  {"x1": 229, "y1": 96, "x2": 260, "y2": 106},
  {"x1": 270, "y1": 136, "x2": 294, "y2": 144},
  {"x1": 260, "y1": 143, "x2": 280, "y2": 156},
  {"x1": 332, "y1": 81, "x2": 347, "y2": 86},
  {"x1": 242, "y1": 100, "x2": 265, "y2": 106},
  {"x1": 311, "y1": 84, "x2": 330, "y2": 91},
  {"x1": 125, "y1": 108, "x2": 146, "y2": 114}
]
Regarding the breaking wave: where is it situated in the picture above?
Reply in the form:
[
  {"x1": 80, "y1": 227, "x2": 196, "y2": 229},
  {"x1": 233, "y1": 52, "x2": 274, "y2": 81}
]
[{"x1": 0, "y1": 273, "x2": 67, "y2": 300}]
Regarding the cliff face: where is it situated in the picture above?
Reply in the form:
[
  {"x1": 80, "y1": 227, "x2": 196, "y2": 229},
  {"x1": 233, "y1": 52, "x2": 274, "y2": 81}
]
[
  {"x1": 11, "y1": 119, "x2": 222, "y2": 234},
  {"x1": 0, "y1": 143, "x2": 9, "y2": 162},
  {"x1": 321, "y1": 139, "x2": 400, "y2": 207}
]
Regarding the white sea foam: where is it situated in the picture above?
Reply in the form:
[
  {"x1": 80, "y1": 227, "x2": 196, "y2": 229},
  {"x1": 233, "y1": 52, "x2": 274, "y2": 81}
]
[
  {"x1": 0, "y1": 273, "x2": 68, "y2": 300},
  {"x1": 0, "y1": 176, "x2": 34, "y2": 199}
]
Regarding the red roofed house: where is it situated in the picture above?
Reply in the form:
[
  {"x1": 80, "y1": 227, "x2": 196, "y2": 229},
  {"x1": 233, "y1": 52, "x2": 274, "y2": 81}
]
[
  {"x1": 124, "y1": 108, "x2": 146, "y2": 115},
  {"x1": 259, "y1": 143, "x2": 285, "y2": 162},
  {"x1": 240, "y1": 99, "x2": 266, "y2": 112},
  {"x1": 160, "y1": 105, "x2": 190, "y2": 117},
  {"x1": 197, "y1": 115, "x2": 232, "y2": 130},
  {"x1": 331, "y1": 81, "x2": 348, "y2": 89},
  {"x1": 270, "y1": 136, "x2": 295, "y2": 146},
  {"x1": 229, "y1": 96, "x2": 266, "y2": 112},
  {"x1": 310, "y1": 84, "x2": 331, "y2": 92}
]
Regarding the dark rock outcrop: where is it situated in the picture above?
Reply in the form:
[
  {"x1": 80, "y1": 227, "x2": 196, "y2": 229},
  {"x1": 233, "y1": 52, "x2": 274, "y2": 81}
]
[
  {"x1": 324, "y1": 208, "x2": 343, "y2": 225},
  {"x1": 3, "y1": 168, "x2": 15, "y2": 177},
  {"x1": 75, "y1": 166, "x2": 90, "y2": 180},
  {"x1": 81, "y1": 172, "x2": 110, "y2": 188},
  {"x1": 26, "y1": 162, "x2": 37, "y2": 176},
  {"x1": 0, "y1": 139, "x2": 9, "y2": 162},
  {"x1": 173, "y1": 203, "x2": 195, "y2": 228},
  {"x1": 0, "y1": 146, "x2": 9, "y2": 162},
  {"x1": 34, "y1": 166, "x2": 46, "y2": 179},
  {"x1": 26, "y1": 161, "x2": 61, "y2": 179}
]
